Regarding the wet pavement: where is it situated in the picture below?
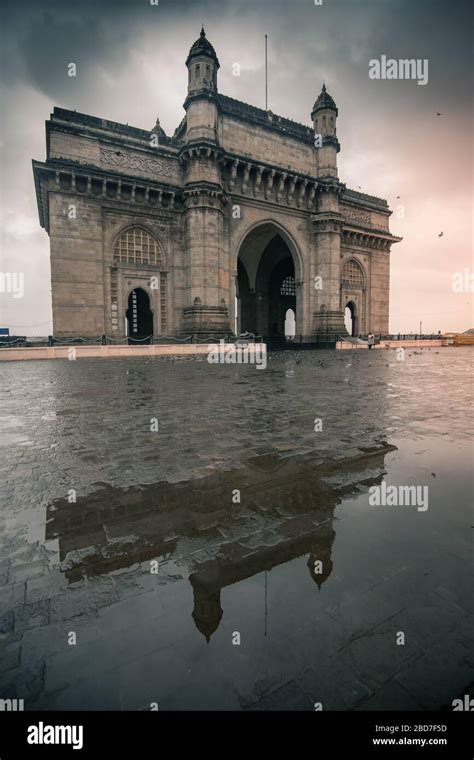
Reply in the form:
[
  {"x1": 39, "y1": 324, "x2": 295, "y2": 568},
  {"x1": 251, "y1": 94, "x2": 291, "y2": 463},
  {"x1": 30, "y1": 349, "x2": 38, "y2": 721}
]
[{"x1": 0, "y1": 348, "x2": 472, "y2": 710}]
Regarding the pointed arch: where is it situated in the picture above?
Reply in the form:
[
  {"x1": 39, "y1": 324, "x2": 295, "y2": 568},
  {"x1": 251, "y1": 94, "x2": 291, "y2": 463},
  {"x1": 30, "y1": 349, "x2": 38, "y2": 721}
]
[
  {"x1": 113, "y1": 225, "x2": 164, "y2": 267},
  {"x1": 341, "y1": 258, "x2": 365, "y2": 288}
]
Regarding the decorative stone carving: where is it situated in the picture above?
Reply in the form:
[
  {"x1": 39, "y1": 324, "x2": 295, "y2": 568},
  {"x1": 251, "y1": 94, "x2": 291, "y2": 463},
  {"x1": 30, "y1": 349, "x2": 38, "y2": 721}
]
[
  {"x1": 288, "y1": 177, "x2": 297, "y2": 205},
  {"x1": 242, "y1": 163, "x2": 251, "y2": 194},
  {"x1": 297, "y1": 179, "x2": 308, "y2": 208},
  {"x1": 344, "y1": 209, "x2": 371, "y2": 225},
  {"x1": 307, "y1": 182, "x2": 317, "y2": 210},
  {"x1": 342, "y1": 229, "x2": 393, "y2": 251},
  {"x1": 229, "y1": 159, "x2": 239, "y2": 191},
  {"x1": 100, "y1": 148, "x2": 173, "y2": 177},
  {"x1": 265, "y1": 170, "x2": 276, "y2": 199},
  {"x1": 254, "y1": 166, "x2": 264, "y2": 197},
  {"x1": 276, "y1": 173, "x2": 287, "y2": 203}
]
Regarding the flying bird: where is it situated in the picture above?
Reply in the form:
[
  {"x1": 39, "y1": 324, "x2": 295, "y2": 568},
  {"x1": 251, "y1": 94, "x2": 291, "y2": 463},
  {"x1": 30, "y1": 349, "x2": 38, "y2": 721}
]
[
  {"x1": 436, "y1": 112, "x2": 442, "y2": 116},
  {"x1": 438, "y1": 231, "x2": 443, "y2": 237}
]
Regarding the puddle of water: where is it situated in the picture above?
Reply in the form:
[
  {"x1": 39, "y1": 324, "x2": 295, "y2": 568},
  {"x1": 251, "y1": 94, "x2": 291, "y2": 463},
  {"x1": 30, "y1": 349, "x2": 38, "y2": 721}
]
[{"x1": 0, "y1": 350, "x2": 472, "y2": 710}]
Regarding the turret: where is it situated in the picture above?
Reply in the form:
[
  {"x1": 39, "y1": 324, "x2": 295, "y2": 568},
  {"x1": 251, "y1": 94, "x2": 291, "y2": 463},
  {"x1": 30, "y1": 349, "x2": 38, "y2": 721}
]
[
  {"x1": 184, "y1": 27, "x2": 220, "y2": 145},
  {"x1": 185, "y1": 26, "x2": 219, "y2": 94},
  {"x1": 311, "y1": 84, "x2": 340, "y2": 179}
]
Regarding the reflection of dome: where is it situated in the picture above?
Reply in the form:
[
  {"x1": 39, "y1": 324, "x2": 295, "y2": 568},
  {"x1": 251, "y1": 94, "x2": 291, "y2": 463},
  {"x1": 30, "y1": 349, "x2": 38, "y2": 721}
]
[
  {"x1": 191, "y1": 577, "x2": 223, "y2": 643},
  {"x1": 308, "y1": 554, "x2": 333, "y2": 589},
  {"x1": 186, "y1": 27, "x2": 220, "y2": 68},
  {"x1": 307, "y1": 530, "x2": 335, "y2": 589}
]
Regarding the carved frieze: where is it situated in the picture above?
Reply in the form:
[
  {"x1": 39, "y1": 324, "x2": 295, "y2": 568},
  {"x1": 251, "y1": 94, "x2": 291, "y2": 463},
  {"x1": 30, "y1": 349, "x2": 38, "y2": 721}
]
[
  {"x1": 100, "y1": 148, "x2": 173, "y2": 177},
  {"x1": 344, "y1": 209, "x2": 371, "y2": 226}
]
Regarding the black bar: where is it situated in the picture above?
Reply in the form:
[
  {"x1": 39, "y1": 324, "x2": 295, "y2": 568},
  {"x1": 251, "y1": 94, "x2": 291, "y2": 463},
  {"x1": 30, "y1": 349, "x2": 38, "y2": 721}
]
[{"x1": 0, "y1": 710, "x2": 472, "y2": 757}]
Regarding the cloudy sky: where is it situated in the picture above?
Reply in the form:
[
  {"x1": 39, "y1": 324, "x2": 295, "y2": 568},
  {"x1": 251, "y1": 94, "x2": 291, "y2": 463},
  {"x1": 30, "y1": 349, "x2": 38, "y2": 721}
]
[{"x1": 1, "y1": 0, "x2": 472, "y2": 334}]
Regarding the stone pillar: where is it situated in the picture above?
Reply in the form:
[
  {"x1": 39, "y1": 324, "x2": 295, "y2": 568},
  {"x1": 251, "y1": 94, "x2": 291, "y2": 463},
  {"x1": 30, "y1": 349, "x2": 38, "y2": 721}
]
[
  {"x1": 181, "y1": 149, "x2": 231, "y2": 337},
  {"x1": 310, "y1": 185, "x2": 347, "y2": 343}
]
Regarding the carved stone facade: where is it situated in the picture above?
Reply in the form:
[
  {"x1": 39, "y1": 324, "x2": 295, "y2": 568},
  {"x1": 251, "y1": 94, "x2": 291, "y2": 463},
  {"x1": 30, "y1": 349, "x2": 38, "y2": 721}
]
[{"x1": 33, "y1": 28, "x2": 401, "y2": 342}]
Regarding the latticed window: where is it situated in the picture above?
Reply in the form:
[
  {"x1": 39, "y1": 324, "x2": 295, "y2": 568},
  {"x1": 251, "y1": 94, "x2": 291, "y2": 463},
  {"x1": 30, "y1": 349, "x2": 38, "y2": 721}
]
[
  {"x1": 280, "y1": 276, "x2": 296, "y2": 296},
  {"x1": 342, "y1": 260, "x2": 364, "y2": 287},
  {"x1": 160, "y1": 273, "x2": 167, "y2": 333},
  {"x1": 114, "y1": 227, "x2": 161, "y2": 266}
]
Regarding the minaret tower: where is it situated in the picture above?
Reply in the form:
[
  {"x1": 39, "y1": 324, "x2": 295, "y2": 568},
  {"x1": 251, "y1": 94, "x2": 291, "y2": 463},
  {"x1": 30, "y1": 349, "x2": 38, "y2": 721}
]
[
  {"x1": 310, "y1": 84, "x2": 346, "y2": 342},
  {"x1": 184, "y1": 26, "x2": 219, "y2": 143},
  {"x1": 180, "y1": 28, "x2": 231, "y2": 336}
]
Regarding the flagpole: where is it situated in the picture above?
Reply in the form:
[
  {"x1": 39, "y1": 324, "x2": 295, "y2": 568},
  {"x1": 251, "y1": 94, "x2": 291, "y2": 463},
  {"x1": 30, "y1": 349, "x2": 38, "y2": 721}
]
[{"x1": 265, "y1": 34, "x2": 268, "y2": 110}]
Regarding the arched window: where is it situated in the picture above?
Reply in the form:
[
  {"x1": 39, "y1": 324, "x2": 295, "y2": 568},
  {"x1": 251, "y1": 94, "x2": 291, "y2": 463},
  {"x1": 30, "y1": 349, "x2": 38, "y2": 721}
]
[
  {"x1": 342, "y1": 259, "x2": 364, "y2": 287},
  {"x1": 280, "y1": 276, "x2": 296, "y2": 296},
  {"x1": 114, "y1": 227, "x2": 161, "y2": 266}
]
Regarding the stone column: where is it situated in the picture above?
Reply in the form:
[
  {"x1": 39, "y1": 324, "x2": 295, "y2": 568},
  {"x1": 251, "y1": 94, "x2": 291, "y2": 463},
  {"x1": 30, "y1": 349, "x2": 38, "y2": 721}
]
[
  {"x1": 310, "y1": 185, "x2": 347, "y2": 343},
  {"x1": 181, "y1": 149, "x2": 231, "y2": 337}
]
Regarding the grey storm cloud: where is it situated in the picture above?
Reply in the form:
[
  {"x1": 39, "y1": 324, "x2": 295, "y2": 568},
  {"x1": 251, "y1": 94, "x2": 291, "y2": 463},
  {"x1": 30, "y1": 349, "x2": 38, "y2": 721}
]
[
  {"x1": 2, "y1": 0, "x2": 472, "y2": 122},
  {"x1": 3, "y1": 0, "x2": 472, "y2": 102},
  {"x1": 0, "y1": 0, "x2": 472, "y2": 334}
]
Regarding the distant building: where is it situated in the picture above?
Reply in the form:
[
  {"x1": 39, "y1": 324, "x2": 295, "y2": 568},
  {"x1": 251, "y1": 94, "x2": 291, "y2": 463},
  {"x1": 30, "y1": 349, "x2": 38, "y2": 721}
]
[
  {"x1": 443, "y1": 332, "x2": 474, "y2": 346},
  {"x1": 33, "y1": 28, "x2": 401, "y2": 343}
]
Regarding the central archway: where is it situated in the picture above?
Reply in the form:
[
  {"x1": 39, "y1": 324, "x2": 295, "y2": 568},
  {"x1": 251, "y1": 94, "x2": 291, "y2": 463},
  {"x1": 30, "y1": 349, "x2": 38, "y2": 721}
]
[{"x1": 236, "y1": 223, "x2": 301, "y2": 342}]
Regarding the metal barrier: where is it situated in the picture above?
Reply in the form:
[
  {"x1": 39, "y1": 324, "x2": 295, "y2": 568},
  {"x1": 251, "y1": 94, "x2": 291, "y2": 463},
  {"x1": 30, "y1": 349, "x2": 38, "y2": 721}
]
[{"x1": 0, "y1": 333, "x2": 264, "y2": 348}]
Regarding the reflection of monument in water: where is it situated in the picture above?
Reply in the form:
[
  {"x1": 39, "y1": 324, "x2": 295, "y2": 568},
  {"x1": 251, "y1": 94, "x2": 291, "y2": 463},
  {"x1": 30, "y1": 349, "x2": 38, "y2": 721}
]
[
  {"x1": 46, "y1": 443, "x2": 395, "y2": 641},
  {"x1": 190, "y1": 516, "x2": 335, "y2": 642}
]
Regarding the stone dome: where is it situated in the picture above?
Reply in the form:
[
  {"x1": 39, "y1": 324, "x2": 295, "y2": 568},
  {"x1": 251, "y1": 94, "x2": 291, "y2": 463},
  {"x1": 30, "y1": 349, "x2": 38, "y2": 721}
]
[
  {"x1": 186, "y1": 27, "x2": 220, "y2": 68},
  {"x1": 311, "y1": 84, "x2": 338, "y2": 116}
]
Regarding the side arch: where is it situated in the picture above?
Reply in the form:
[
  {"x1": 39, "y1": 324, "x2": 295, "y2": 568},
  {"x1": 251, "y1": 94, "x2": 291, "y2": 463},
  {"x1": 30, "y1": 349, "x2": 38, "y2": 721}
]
[{"x1": 341, "y1": 258, "x2": 366, "y2": 336}]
